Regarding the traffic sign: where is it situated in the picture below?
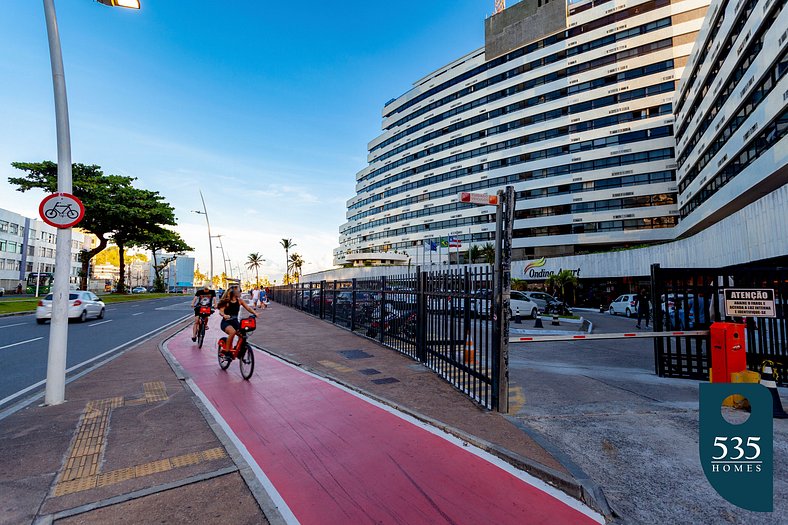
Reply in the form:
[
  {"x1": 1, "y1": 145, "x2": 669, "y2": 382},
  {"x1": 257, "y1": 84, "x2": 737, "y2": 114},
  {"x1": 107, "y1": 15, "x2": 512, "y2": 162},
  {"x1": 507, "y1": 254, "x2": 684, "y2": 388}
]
[
  {"x1": 723, "y1": 288, "x2": 776, "y2": 318},
  {"x1": 39, "y1": 192, "x2": 85, "y2": 229},
  {"x1": 459, "y1": 192, "x2": 499, "y2": 205}
]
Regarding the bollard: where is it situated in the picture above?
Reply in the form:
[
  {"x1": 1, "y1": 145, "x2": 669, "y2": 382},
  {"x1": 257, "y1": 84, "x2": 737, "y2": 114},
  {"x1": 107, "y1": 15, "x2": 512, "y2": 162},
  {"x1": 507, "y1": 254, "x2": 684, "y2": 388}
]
[
  {"x1": 515, "y1": 313, "x2": 522, "y2": 324},
  {"x1": 534, "y1": 314, "x2": 543, "y2": 328},
  {"x1": 552, "y1": 314, "x2": 560, "y2": 326}
]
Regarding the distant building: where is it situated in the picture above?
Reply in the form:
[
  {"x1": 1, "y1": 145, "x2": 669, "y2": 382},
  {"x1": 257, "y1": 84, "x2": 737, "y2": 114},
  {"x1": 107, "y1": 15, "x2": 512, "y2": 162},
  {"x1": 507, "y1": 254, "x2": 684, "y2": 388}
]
[
  {"x1": 0, "y1": 207, "x2": 85, "y2": 291},
  {"x1": 153, "y1": 254, "x2": 195, "y2": 291}
]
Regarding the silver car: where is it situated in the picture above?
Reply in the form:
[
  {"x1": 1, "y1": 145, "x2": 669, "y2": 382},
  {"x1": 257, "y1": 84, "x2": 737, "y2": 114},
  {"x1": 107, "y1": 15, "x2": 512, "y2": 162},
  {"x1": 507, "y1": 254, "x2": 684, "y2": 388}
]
[{"x1": 36, "y1": 291, "x2": 106, "y2": 324}]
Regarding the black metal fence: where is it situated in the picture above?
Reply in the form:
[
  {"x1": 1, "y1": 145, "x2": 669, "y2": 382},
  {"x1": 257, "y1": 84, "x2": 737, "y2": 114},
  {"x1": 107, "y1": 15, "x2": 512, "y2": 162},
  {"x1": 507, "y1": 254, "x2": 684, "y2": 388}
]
[
  {"x1": 270, "y1": 267, "x2": 500, "y2": 409},
  {"x1": 651, "y1": 264, "x2": 787, "y2": 385}
]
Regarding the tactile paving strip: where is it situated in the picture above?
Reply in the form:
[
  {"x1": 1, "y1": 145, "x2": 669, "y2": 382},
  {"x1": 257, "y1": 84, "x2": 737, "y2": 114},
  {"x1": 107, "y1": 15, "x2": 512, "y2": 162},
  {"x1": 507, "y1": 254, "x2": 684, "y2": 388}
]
[{"x1": 53, "y1": 382, "x2": 226, "y2": 497}]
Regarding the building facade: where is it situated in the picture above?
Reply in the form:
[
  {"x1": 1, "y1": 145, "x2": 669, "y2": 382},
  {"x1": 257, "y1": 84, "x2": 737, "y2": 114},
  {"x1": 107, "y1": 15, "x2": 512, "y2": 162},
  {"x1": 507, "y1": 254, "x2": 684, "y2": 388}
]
[
  {"x1": 673, "y1": 0, "x2": 787, "y2": 238},
  {"x1": 0, "y1": 207, "x2": 85, "y2": 292},
  {"x1": 336, "y1": 0, "x2": 711, "y2": 266}
]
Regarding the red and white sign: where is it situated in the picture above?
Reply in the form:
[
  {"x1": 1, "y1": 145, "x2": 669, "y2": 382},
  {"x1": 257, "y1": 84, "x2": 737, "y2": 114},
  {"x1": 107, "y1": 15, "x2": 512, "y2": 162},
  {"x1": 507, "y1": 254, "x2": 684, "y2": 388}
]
[
  {"x1": 460, "y1": 192, "x2": 499, "y2": 205},
  {"x1": 39, "y1": 193, "x2": 85, "y2": 229}
]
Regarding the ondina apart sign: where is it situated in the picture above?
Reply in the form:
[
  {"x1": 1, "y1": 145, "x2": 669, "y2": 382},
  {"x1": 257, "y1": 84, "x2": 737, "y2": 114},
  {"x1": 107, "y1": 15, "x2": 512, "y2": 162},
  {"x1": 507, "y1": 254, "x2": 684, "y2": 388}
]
[{"x1": 516, "y1": 257, "x2": 582, "y2": 280}]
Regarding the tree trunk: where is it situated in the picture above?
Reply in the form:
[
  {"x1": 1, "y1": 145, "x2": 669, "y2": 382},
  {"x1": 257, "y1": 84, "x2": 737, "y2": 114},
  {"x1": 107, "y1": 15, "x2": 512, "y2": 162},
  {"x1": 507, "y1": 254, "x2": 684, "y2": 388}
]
[
  {"x1": 80, "y1": 236, "x2": 108, "y2": 291},
  {"x1": 117, "y1": 242, "x2": 127, "y2": 294},
  {"x1": 255, "y1": 268, "x2": 259, "y2": 288}
]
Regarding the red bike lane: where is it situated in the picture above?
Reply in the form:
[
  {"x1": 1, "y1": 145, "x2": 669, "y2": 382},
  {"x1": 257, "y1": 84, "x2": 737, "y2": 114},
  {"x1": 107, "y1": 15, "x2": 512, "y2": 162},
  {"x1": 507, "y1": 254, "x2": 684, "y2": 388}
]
[{"x1": 168, "y1": 316, "x2": 603, "y2": 525}]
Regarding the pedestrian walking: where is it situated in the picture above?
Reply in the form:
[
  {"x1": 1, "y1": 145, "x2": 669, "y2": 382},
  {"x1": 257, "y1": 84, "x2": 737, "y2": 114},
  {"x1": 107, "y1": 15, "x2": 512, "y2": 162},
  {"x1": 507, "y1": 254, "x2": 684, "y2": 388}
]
[
  {"x1": 635, "y1": 288, "x2": 650, "y2": 329},
  {"x1": 251, "y1": 287, "x2": 260, "y2": 307}
]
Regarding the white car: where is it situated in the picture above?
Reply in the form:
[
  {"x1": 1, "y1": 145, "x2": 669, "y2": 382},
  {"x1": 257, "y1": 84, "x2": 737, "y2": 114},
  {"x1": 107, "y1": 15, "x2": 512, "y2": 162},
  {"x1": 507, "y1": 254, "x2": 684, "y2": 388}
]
[
  {"x1": 609, "y1": 294, "x2": 638, "y2": 317},
  {"x1": 510, "y1": 291, "x2": 540, "y2": 319},
  {"x1": 36, "y1": 291, "x2": 106, "y2": 324}
]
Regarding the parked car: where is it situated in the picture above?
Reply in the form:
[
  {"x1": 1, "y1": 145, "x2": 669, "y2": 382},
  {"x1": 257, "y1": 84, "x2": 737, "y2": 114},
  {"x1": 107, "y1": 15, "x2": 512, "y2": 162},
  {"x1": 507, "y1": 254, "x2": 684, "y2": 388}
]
[
  {"x1": 510, "y1": 291, "x2": 540, "y2": 319},
  {"x1": 609, "y1": 294, "x2": 639, "y2": 317},
  {"x1": 36, "y1": 291, "x2": 105, "y2": 324},
  {"x1": 523, "y1": 291, "x2": 569, "y2": 315},
  {"x1": 131, "y1": 286, "x2": 147, "y2": 294}
]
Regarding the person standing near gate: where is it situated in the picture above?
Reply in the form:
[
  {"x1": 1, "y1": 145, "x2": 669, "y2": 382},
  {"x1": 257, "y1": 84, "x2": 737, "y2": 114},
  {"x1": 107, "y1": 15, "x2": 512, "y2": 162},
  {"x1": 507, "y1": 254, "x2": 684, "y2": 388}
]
[{"x1": 636, "y1": 288, "x2": 650, "y2": 329}]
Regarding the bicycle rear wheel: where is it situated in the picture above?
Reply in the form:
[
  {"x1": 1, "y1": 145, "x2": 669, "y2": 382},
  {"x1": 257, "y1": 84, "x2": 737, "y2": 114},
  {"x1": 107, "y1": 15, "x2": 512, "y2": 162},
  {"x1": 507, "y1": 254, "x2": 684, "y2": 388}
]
[
  {"x1": 239, "y1": 343, "x2": 254, "y2": 380},
  {"x1": 197, "y1": 320, "x2": 205, "y2": 349}
]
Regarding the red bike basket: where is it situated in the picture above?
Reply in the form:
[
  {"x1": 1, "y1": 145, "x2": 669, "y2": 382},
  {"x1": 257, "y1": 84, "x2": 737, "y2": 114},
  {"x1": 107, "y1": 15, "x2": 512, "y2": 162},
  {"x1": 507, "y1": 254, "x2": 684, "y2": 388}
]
[
  {"x1": 199, "y1": 306, "x2": 212, "y2": 315},
  {"x1": 240, "y1": 317, "x2": 256, "y2": 331}
]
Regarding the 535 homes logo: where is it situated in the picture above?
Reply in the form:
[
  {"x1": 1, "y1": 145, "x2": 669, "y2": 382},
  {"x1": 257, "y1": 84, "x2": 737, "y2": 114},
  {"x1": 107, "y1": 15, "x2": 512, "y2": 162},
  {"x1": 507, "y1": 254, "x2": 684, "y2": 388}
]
[{"x1": 522, "y1": 257, "x2": 581, "y2": 280}]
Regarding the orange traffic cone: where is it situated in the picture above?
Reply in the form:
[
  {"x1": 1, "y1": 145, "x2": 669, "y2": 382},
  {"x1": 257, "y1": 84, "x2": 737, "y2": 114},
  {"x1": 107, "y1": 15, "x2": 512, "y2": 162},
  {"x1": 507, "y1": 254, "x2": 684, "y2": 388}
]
[
  {"x1": 464, "y1": 337, "x2": 476, "y2": 365},
  {"x1": 760, "y1": 364, "x2": 788, "y2": 419}
]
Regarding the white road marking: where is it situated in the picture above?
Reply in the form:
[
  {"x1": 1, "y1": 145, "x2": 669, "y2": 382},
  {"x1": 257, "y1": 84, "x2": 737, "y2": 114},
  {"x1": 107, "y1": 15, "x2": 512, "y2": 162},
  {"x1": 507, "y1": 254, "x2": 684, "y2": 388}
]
[
  {"x1": 88, "y1": 320, "x2": 113, "y2": 327},
  {"x1": 132, "y1": 312, "x2": 144, "y2": 316},
  {"x1": 0, "y1": 337, "x2": 43, "y2": 351},
  {"x1": 0, "y1": 323, "x2": 26, "y2": 330}
]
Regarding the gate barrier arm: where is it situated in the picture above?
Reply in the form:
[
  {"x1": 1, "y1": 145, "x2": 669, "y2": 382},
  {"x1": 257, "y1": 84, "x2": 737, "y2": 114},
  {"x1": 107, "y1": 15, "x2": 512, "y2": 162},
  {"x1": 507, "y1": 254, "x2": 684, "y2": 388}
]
[{"x1": 510, "y1": 330, "x2": 709, "y2": 343}]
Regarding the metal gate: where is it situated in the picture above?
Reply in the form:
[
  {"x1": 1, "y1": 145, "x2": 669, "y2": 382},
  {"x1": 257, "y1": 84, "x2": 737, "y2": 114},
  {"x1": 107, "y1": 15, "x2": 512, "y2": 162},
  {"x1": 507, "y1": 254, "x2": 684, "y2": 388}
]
[{"x1": 650, "y1": 264, "x2": 788, "y2": 385}]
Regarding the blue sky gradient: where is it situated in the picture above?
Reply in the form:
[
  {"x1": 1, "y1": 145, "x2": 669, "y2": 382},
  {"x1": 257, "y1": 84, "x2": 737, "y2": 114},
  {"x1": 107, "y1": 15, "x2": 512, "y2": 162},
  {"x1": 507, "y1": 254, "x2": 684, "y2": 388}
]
[{"x1": 0, "y1": 1, "x2": 492, "y2": 281}]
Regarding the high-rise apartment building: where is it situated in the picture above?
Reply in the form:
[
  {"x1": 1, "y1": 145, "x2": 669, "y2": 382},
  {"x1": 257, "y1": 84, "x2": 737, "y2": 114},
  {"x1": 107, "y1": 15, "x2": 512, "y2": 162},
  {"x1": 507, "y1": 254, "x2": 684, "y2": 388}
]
[
  {"x1": 673, "y1": 0, "x2": 787, "y2": 237},
  {"x1": 336, "y1": 0, "x2": 711, "y2": 266}
]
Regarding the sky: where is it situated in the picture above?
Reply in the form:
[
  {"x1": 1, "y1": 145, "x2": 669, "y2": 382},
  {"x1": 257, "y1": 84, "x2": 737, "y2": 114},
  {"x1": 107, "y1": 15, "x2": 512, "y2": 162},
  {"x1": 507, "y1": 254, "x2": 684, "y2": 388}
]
[{"x1": 0, "y1": 0, "x2": 493, "y2": 283}]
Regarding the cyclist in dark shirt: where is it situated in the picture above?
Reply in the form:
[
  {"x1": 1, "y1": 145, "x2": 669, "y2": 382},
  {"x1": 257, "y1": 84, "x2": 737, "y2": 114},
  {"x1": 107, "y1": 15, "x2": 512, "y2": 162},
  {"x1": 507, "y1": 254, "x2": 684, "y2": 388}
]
[
  {"x1": 191, "y1": 282, "x2": 217, "y2": 342},
  {"x1": 218, "y1": 288, "x2": 259, "y2": 352}
]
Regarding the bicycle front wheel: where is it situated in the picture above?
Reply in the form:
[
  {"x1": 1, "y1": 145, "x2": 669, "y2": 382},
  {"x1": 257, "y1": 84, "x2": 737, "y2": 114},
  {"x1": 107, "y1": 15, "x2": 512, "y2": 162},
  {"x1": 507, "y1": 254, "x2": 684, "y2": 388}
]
[{"x1": 239, "y1": 343, "x2": 254, "y2": 380}]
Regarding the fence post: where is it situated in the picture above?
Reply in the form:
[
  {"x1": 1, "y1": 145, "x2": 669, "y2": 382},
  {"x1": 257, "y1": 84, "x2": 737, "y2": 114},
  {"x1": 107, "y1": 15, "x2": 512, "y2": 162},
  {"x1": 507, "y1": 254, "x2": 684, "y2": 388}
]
[
  {"x1": 651, "y1": 263, "x2": 663, "y2": 376},
  {"x1": 417, "y1": 268, "x2": 427, "y2": 362},
  {"x1": 379, "y1": 276, "x2": 387, "y2": 344},
  {"x1": 351, "y1": 278, "x2": 357, "y2": 332},
  {"x1": 320, "y1": 281, "x2": 326, "y2": 319},
  {"x1": 332, "y1": 280, "x2": 338, "y2": 324}
]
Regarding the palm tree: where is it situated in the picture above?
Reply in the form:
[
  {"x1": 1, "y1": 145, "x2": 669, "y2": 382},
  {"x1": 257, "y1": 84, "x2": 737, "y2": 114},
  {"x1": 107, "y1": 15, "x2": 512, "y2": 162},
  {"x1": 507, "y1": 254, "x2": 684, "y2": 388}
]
[
  {"x1": 246, "y1": 252, "x2": 264, "y2": 288},
  {"x1": 468, "y1": 245, "x2": 481, "y2": 264},
  {"x1": 288, "y1": 253, "x2": 305, "y2": 283},
  {"x1": 480, "y1": 242, "x2": 495, "y2": 265},
  {"x1": 280, "y1": 239, "x2": 296, "y2": 283}
]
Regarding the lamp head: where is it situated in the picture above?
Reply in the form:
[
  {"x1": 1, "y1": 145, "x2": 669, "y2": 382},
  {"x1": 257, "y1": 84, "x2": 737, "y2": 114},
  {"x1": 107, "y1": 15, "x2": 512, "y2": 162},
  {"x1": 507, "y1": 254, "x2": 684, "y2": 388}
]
[{"x1": 97, "y1": 0, "x2": 141, "y2": 8}]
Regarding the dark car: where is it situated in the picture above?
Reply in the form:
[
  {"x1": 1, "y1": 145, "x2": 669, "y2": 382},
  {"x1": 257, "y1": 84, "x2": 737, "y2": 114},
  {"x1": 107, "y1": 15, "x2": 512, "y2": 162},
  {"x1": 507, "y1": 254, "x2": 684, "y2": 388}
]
[{"x1": 524, "y1": 291, "x2": 570, "y2": 315}]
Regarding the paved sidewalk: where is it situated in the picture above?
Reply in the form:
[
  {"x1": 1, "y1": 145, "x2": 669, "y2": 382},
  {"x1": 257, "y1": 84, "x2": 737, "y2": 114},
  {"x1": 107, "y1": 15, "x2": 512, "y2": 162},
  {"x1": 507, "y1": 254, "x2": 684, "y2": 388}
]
[
  {"x1": 0, "y1": 320, "x2": 267, "y2": 525},
  {"x1": 166, "y1": 310, "x2": 605, "y2": 524}
]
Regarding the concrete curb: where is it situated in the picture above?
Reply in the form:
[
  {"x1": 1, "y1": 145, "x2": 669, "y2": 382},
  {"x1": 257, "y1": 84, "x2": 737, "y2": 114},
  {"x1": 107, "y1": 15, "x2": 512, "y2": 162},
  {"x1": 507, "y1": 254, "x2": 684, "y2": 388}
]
[
  {"x1": 250, "y1": 341, "x2": 616, "y2": 521},
  {"x1": 0, "y1": 310, "x2": 35, "y2": 318},
  {"x1": 159, "y1": 333, "x2": 290, "y2": 525}
]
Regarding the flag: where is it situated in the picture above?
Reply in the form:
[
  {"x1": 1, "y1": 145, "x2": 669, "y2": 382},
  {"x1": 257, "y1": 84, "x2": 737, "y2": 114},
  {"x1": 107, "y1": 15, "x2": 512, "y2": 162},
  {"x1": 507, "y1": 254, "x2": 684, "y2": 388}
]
[
  {"x1": 440, "y1": 238, "x2": 449, "y2": 248},
  {"x1": 449, "y1": 237, "x2": 461, "y2": 248},
  {"x1": 429, "y1": 241, "x2": 437, "y2": 251}
]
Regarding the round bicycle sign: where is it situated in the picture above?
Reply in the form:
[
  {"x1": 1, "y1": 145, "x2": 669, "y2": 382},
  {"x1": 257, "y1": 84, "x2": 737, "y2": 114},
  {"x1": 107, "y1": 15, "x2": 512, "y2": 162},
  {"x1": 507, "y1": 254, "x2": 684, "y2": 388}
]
[{"x1": 39, "y1": 193, "x2": 85, "y2": 229}]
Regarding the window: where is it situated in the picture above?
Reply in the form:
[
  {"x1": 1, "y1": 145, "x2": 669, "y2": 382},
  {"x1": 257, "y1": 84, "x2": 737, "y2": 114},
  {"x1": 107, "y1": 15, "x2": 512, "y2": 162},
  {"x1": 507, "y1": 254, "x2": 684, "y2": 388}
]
[
  {"x1": 0, "y1": 221, "x2": 8, "y2": 232},
  {"x1": 9, "y1": 223, "x2": 18, "y2": 235}
]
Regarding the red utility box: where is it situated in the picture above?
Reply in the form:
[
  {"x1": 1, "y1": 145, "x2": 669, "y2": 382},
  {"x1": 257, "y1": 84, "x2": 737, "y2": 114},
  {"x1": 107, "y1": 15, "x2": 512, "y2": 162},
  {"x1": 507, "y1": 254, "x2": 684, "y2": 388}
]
[{"x1": 710, "y1": 322, "x2": 747, "y2": 383}]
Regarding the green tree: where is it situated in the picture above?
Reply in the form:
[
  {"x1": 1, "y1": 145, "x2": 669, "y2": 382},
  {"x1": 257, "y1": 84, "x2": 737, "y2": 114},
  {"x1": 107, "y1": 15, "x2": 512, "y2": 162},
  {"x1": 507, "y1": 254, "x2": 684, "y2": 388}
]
[
  {"x1": 246, "y1": 252, "x2": 264, "y2": 288},
  {"x1": 468, "y1": 245, "x2": 481, "y2": 264},
  {"x1": 9, "y1": 161, "x2": 136, "y2": 290},
  {"x1": 107, "y1": 184, "x2": 185, "y2": 294},
  {"x1": 480, "y1": 242, "x2": 495, "y2": 265},
  {"x1": 288, "y1": 253, "x2": 304, "y2": 283},
  {"x1": 280, "y1": 238, "x2": 296, "y2": 281},
  {"x1": 546, "y1": 270, "x2": 579, "y2": 304}
]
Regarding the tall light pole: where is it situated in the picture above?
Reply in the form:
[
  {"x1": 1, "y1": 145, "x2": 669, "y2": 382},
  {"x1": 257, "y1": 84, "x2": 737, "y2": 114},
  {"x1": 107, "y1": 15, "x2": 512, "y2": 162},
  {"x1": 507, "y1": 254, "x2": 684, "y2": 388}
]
[
  {"x1": 214, "y1": 235, "x2": 228, "y2": 285},
  {"x1": 192, "y1": 190, "x2": 213, "y2": 285},
  {"x1": 42, "y1": 0, "x2": 139, "y2": 407}
]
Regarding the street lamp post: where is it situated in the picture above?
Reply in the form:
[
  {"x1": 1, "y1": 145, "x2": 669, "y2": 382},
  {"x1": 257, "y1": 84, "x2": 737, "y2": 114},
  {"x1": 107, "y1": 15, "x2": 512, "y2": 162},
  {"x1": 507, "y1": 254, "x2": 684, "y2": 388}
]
[
  {"x1": 214, "y1": 235, "x2": 228, "y2": 286},
  {"x1": 41, "y1": 0, "x2": 139, "y2": 406},
  {"x1": 192, "y1": 189, "x2": 213, "y2": 285}
]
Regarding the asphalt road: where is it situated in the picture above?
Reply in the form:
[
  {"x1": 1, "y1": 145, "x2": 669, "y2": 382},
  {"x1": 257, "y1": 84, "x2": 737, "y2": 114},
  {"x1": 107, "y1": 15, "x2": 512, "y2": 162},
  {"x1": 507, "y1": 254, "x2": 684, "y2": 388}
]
[
  {"x1": 0, "y1": 296, "x2": 193, "y2": 409},
  {"x1": 508, "y1": 309, "x2": 788, "y2": 524}
]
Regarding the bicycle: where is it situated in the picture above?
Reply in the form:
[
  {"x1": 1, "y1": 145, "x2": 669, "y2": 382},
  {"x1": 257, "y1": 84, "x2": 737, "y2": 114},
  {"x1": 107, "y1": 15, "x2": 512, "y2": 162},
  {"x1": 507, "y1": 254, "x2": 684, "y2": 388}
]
[
  {"x1": 195, "y1": 306, "x2": 213, "y2": 348},
  {"x1": 217, "y1": 315, "x2": 256, "y2": 380},
  {"x1": 44, "y1": 202, "x2": 79, "y2": 220}
]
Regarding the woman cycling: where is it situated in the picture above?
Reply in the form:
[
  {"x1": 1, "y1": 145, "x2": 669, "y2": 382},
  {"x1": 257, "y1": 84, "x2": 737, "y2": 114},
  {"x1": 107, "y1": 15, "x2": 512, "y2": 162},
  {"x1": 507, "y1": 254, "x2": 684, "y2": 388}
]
[{"x1": 217, "y1": 288, "x2": 259, "y2": 353}]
